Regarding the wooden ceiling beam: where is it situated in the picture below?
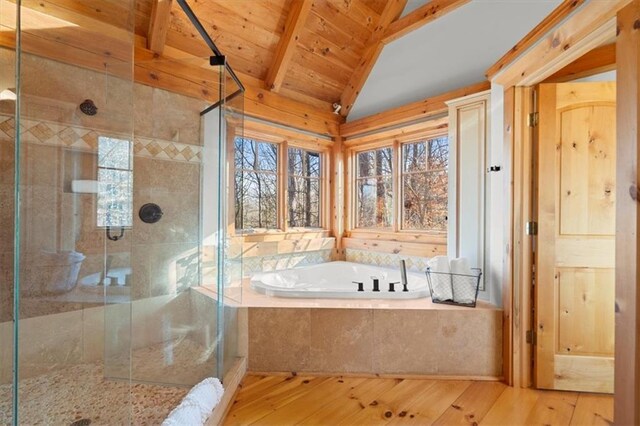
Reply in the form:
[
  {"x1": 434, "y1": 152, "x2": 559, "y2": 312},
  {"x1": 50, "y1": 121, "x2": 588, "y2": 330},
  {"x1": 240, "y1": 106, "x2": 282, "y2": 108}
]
[
  {"x1": 544, "y1": 43, "x2": 616, "y2": 83},
  {"x1": 340, "y1": 81, "x2": 489, "y2": 138},
  {"x1": 147, "y1": 0, "x2": 173, "y2": 54},
  {"x1": 339, "y1": 0, "x2": 408, "y2": 117},
  {"x1": 492, "y1": 0, "x2": 627, "y2": 87},
  {"x1": 265, "y1": 0, "x2": 312, "y2": 92},
  {"x1": 382, "y1": 0, "x2": 470, "y2": 45},
  {"x1": 485, "y1": 0, "x2": 586, "y2": 80}
]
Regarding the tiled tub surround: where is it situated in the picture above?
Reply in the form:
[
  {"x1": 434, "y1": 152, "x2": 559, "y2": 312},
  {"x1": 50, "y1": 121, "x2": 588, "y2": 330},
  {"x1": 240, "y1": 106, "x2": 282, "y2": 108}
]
[
  {"x1": 241, "y1": 249, "x2": 333, "y2": 276},
  {"x1": 346, "y1": 248, "x2": 432, "y2": 272},
  {"x1": 248, "y1": 307, "x2": 502, "y2": 377}
]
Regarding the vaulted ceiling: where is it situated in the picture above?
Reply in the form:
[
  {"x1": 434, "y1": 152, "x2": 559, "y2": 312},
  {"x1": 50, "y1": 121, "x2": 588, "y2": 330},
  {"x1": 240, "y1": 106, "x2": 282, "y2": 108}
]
[{"x1": 0, "y1": 0, "x2": 564, "y2": 134}]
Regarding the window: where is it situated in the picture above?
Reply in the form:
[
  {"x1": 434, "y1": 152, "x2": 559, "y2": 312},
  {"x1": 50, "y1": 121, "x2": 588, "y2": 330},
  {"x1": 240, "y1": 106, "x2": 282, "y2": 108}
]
[
  {"x1": 351, "y1": 135, "x2": 449, "y2": 233},
  {"x1": 97, "y1": 136, "x2": 132, "y2": 228},
  {"x1": 401, "y1": 136, "x2": 448, "y2": 231},
  {"x1": 234, "y1": 137, "x2": 279, "y2": 231},
  {"x1": 355, "y1": 147, "x2": 393, "y2": 228},
  {"x1": 287, "y1": 147, "x2": 321, "y2": 228}
]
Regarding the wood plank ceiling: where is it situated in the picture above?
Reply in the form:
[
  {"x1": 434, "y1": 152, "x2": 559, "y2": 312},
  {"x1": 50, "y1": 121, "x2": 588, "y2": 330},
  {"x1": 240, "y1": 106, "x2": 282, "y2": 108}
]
[
  {"x1": 166, "y1": 0, "x2": 390, "y2": 106},
  {"x1": 0, "y1": 0, "x2": 472, "y2": 134}
]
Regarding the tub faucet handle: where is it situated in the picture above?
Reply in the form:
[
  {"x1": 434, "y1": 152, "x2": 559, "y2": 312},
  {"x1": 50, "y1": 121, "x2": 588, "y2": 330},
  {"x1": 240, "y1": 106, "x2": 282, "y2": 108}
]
[
  {"x1": 370, "y1": 277, "x2": 380, "y2": 292},
  {"x1": 389, "y1": 282, "x2": 400, "y2": 292},
  {"x1": 353, "y1": 281, "x2": 364, "y2": 292}
]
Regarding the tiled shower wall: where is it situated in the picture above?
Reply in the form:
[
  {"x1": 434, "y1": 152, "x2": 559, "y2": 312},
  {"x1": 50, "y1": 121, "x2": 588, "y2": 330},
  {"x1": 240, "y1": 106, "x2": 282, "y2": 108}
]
[{"x1": 0, "y1": 51, "x2": 210, "y2": 382}]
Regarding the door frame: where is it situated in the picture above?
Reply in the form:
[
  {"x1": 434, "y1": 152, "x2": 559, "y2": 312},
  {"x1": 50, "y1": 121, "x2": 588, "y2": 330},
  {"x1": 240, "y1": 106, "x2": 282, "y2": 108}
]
[{"x1": 491, "y1": 0, "x2": 639, "y2": 421}]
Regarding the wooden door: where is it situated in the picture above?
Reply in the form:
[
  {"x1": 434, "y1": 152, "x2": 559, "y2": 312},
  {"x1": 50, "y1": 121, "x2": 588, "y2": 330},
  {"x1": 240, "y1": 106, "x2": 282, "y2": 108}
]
[{"x1": 536, "y1": 82, "x2": 616, "y2": 393}]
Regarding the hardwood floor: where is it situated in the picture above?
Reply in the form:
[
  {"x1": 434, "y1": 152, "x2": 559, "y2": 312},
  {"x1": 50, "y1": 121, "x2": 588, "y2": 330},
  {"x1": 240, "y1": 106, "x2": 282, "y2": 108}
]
[{"x1": 223, "y1": 374, "x2": 613, "y2": 425}]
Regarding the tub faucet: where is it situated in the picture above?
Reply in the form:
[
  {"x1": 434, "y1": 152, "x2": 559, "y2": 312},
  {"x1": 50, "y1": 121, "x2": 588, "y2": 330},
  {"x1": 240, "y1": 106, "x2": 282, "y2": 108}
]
[
  {"x1": 370, "y1": 276, "x2": 380, "y2": 292},
  {"x1": 400, "y1": 259, "x2": 408, "y2": 290}
]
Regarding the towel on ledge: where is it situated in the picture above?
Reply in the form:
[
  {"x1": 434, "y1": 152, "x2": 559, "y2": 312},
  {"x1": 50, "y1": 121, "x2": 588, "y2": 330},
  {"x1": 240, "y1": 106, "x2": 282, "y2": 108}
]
[
  {"x1": 449, "y1": 257, "x2": 476, "y2": 304},
  {"x1": 427, "y1": 256, "x2": 453, "y2": 301},
  {"x1": 163, "y1": 377, "x2": 225, "y2": 426},
  {"x1": 162, "y1": 402, "x2": 203, "y2": 426}
]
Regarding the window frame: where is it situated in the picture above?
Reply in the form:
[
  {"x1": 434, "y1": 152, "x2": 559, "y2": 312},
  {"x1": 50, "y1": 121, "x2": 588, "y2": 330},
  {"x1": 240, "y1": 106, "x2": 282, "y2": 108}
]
[
  {"x1": 346, "y1": 122, "x2": 449, "y2": 237},
  {"x1": 233, "y1": 137, "x2": 281, "y2": 233},
  {"x1": 231, "y1": 122, "x2": 331, "y2": 237},
  {"x1": 352, "y1": 144, "x2": 395, "y2": 231},
  {"x1": 399, "y1": 135, "x2": 450, "y2": 233},
  {"x1": 286, "y1": 144, "x2": 325, "y2": 230}
]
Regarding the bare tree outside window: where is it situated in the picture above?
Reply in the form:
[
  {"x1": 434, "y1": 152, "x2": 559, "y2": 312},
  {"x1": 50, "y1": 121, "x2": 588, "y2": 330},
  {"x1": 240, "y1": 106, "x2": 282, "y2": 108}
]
[
  {"x1": 401, "y1": 136, "x2": 448, "y2": 231},
  {"x1": 234, "y1": 137, "x2": 279, "y2": 231},
  {"x1": 356, "y1": 147, "x2": 393, "y2": 228},
  {"x1": 287, "y1": 147, "x2": 321, "y2": 228}
]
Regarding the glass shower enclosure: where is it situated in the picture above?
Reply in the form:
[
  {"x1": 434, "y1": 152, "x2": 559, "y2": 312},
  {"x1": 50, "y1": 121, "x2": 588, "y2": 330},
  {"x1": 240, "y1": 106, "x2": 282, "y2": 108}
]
[{"x1": 0, "y1": 0, "x2": 243, "y2": 424}]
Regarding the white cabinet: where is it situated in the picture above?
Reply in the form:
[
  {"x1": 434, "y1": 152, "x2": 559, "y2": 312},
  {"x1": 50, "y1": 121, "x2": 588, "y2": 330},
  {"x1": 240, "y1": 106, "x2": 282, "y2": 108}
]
[{"x1": 446, "y1": 91, "x2": 491, "y2": 292}]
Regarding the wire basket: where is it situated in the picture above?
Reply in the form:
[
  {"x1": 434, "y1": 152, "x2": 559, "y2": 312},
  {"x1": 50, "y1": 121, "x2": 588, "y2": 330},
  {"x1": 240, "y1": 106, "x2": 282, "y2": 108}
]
[{"x1": 426, "y1": 268, "x2": 482, "y2": 307}]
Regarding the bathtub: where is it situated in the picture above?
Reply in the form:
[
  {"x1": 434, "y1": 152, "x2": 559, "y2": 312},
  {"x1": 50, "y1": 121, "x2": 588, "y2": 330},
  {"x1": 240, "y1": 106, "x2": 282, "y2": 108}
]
[{"x1": 250, "y1": 261, "x2": 430, "y2": 299}]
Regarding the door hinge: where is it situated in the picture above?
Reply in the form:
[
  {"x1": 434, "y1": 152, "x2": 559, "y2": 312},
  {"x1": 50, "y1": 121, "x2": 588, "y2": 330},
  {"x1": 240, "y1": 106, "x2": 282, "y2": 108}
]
[
  {"x1": 526, "y1": 330, "x2": 537, "y2": 345},
  {"x1": 528, "y1": 112, "x2": 539, "y2": 127},
  {"x1": 526, "y1": 221, "x2": 538, "y2": 236}
]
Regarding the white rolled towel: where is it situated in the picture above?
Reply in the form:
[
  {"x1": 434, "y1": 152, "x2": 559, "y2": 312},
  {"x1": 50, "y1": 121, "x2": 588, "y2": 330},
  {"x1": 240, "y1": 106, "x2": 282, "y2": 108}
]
[
  {"x1": 162, "y1": 401, "x2": 203, "y2": 426},
  {"x1": 427, "y1": 256, "x2": 453, "y2": 301},
  {"x1": 183, "y1": 377, "x2": 225, "y2": 424},
  {"x1": 450, "y1": 257, "x2": 475, "y2": 304},
  {"x1": 163, "y1": 377, "x2": 224, "y2": 426}
]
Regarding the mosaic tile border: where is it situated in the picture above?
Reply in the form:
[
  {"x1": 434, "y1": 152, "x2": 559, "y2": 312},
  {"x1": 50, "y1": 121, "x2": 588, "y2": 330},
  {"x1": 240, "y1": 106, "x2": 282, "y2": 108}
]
[
  {"x1": 345, "y1": 248, "x2": 431, "y2": 272},
  {"x1": 0, "y1": 115, "x2": 202, "y2": 163}
]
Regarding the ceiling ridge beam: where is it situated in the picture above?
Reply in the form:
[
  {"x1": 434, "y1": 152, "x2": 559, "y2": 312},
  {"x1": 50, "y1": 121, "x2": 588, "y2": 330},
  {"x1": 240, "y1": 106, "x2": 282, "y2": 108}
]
[
  {"x1": 147, "y1": 0, "x2": 173, "y2": 54},
  {"x1": 382, "y1": 0, "x2": 471, "y2": 45},
  {"x1": 339, "y1": 0, "x2": 408, "y2": 117},
  {"x1": 265, "y1": 0, "x2": 313, "y2": 92}
]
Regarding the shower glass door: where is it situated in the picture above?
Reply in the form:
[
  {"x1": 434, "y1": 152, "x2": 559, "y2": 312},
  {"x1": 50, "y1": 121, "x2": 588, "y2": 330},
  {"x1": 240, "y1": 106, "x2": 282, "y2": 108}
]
[
  {"x1": 6, "y1": 0, "x2": 137, "y2": 424},
  {"x1": 200, "y1": 57, "x2": 245, "y2": 379},
  {"x1": 0, "y1": 0, "x2": 18, "y2": 424},
  {"x1": 2, "y1": 1, "x2": 244, "y2": 424}
]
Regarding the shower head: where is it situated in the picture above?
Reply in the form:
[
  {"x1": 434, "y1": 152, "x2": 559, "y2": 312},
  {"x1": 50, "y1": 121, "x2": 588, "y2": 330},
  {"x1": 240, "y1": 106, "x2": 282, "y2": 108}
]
[{"x1": 79, "y1": 99, "x2": 98, "y2": 116}]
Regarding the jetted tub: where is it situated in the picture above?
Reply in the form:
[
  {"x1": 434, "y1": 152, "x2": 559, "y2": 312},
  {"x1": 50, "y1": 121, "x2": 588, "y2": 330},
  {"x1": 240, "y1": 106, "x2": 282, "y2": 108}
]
[{"x1": 250, "y1": 261, "x2": 430, "y2": 299}]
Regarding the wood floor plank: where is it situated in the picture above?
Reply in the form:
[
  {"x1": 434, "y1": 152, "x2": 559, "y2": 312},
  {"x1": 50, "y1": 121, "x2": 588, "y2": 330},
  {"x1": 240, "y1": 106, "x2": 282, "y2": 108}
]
[
  {"x1": 523, "y1": 390, "x2": 579, "y2": 426},
  {"x1": 387, "y1": 380, "x2": 472, "y2": 425},
  {"x1": 229, "y1": 375, "x2": 317, "y2": 413},
  {"x1": 252, "y1": 377, "x2": 368, "y2": 425},
  {"x1": 224, "y1": 375, "x2": 613, "y2": 426},
  {"x1": 224, "y1": 376, "x2": 330, "y2": 425},
  {"x1": 298, "y1": 378, "x2": 402, "y2": 425},
  {"x1": 569, "y1": 393, "x2": 613, "y2": 426},
  {"x1": 433, "y1": 381, "x2": 507, "y2": 425},
  {"x1": 232, "y1": 375, "x2": 295, "y2": 405},
  {"x1": 337, "y1": 379, "x2": 437, "y2": 425},
  {"x1": 239, "y1": 374, "x2": 269, "y2": 388},
  {"x1": 480, "y1": 386, "x2": 541, "y2": 425}
]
